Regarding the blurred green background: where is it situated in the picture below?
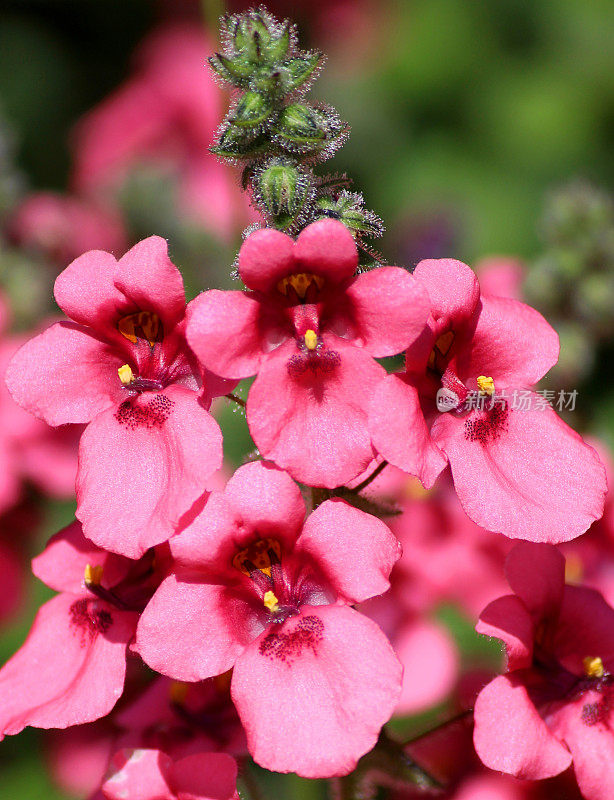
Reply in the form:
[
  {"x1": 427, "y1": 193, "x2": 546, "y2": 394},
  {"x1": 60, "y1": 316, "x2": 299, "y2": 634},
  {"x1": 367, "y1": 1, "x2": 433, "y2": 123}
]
[{"x1": 0, "y1": 0, "x2": 613, "y2": 797}]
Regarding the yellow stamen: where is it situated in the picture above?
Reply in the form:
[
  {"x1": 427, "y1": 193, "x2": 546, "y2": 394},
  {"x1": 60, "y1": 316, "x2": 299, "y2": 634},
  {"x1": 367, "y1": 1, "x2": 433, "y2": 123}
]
[
  {"x1": 84, "y1": 563, "x2": 103, "y2": 586},
  {"x1": 118, "y1": 364, "x2": 135, "y2": 386},
  {"x1": 583, "y1": 656, "x2": 605, "y2": 679},
  {"x1": 232, "y1": 538, "x2": 281, "y2": 576},
  {"x1": 304, "y1": 329, "x2": 318, "y2": 351},
  {"x1": 404, "y1": 477, "x2": 431, "y2": 501},
  {"x1": 277, "y1": 272, "x2": 324, "y2": 299},
  {"x1": 169, "y1": 681, "x2": 189, "y2": 705},
  {"x1": 564, "y1": 553, "x2": 584, "y2": 584},
  {"x1": 428, "y1": 330, "x2": 455, "y2": 369},
  {"x1": 118, "y1": 311, "x2": 161, "y2": 347},
  {"x1": 263, "y1": 590, "x2": 279, "y2": 612},
  {"x1": 477, "y1": 375, "x2": 495, "y2": 396}
]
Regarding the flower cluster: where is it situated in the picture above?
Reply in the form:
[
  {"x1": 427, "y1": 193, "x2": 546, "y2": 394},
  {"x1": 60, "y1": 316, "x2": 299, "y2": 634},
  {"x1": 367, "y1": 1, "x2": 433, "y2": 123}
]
[{"x1": 0, "y1": 8, "x2": 612, "y2": 800}]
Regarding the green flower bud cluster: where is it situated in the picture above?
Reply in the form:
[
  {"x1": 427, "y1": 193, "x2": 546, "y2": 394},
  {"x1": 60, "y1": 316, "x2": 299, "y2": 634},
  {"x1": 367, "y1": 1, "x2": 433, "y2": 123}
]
[
  {"x1": 525, "y1": 181, "x2": 614, "y2": 383},
  {"x1": 210, "y1": 7, "x2": 383, "y2": 255}
]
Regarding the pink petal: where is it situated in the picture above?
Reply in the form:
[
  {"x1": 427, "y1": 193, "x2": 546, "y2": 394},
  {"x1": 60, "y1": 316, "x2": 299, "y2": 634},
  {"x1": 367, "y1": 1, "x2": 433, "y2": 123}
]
[
  {"x1": 186, "y1": 290, "x2": 280, "y2": 379},
  {"x1": 458, "y1": 295, "x2": 559, "y2": 387},
  {"x1": 293, "y1": 219, "x2": 358, "y2": 284},
  {"x1": 413, "y1": 258, "x2": 481, "y2": 326},
  {"x1": 32, "y1": 520, "x2": 132, "y2": 594},
  {"x1": 476, "y1": 595, "x2": 534, "y2": 671},
  {"x1": 231, "y1": 605, "x2": 402, "y2": 777},
  {"x1": 553, "y1": 585, "x2": 614, "y2": 673},
  {"x1": 431, "y1": 400, "x2": 607, "y2": 542},
  {"x1": 476, "y1": 256, "x2": 525, "y2": 301},
  {"x1": 0, "y1": 594, "x2": 135, "y2": 737},
  {"x1": 6, "y1": 322, "x2": 122, "y2": 426},
  {"x1": 135, "y1": 575, "x2": 253, "y2": 681},
  {"x1": 473, "y1": 674, "x2": 572, "y2": 779},
  {"x1": 339, "y1": 267, "x2": 430, "y2": 356},
  {"x1": 114, "y1": 236, "x2": 186, "y2": 332},
  {"x1": 554, "y1": 692, "x2": 614, "y2": 800},
  {"x1": 504, "y1": 542, "x2": 565, "y2": 621},
  {"x1": 394, "y1": 620, "x2": 459, "y2": 715},
  {"x1": 103, "y1": 748, "x2": 174, "y2": 800},
  {"x1": 76, "y1": 385, "x2": 222, "y2": 558},
  {"x1": 54, "y1": 249, "x2": 124, "y2": 330},
  {"x1": 169, "y1": 752, "x2": 238, "y2": 800},
  {"x1": 295, "y1": 498, "x2": 400, "y2": 603},
  {"x1": 171, "y1": 460, "x2": 306, "y2": 572},
  {"x1": 247, "y1": 337, "x2": 385, "y2": 488},
  {"x1": 237, "y1": 228, "x2": 295, "y2": 292},
  {"x1": 369, "y1": 373, "x2": 447, "y2": 487},
  {"x1": 0, "y1": 539, "x2": 25, "y2": 623}
]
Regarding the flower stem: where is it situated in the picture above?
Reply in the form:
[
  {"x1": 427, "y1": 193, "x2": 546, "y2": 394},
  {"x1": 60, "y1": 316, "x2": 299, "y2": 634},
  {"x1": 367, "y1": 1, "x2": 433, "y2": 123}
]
[{"x1": 352, "y1": 460, "x2": 388, "y2": 494}]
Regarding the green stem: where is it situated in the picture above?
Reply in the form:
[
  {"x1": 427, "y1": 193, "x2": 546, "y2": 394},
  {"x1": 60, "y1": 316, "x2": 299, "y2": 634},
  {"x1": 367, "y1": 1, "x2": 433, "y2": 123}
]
[{"x1": 351, "y1": 460, "x2": 388, "y2": 494}]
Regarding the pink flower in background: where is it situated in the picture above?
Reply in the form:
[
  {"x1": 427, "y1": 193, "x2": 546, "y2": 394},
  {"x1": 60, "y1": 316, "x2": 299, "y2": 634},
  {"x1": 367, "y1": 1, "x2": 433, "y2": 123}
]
[
  {"x1": 474, "y1": 542, "x2": 614, "y2": 800},
  {"x1": 475, "y1": 256, "x2": 525, "y2": 301},
  {"x1": 136, "y1": 460, "x2": 402, "y2": 777},
  {"x1": 187, "y1": 219, "x2": 429, "y2": 488},
  {"x1": 102, "y1": 748, "x2": 238, "y2": 800},
  {"x1": 6, "y1": 237, "x2": 224, "y2": 557},
  {"x1": 8, "y1": 192, "x2": 128, "y2": 266},
  {"x1": 0, "y1": 522, "x2": 138, "y2": 738},
  {"x1": 369, "y1": 258, "x2": 606, "y2": 542},
  {"x1": 72, "y1": 24, "x2": 252, "y2": 239}
]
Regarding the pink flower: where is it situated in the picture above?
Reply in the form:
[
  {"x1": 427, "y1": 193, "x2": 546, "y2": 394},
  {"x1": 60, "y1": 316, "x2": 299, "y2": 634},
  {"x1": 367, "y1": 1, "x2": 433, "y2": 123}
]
[
  {"x1": 187, "y1": 219, "x2": 429, "y2": 488},
  {"x1": 473, "y1": 542, "x2": 614, "y2": 800},
  {"x1": 136, "y1": 460, "x2": 402, "y2": 777},
  {"x1": 0, "y1": 521, "x2": 139, "y2": 738},
  {"x1": 102, "y1": 748, "x2": 238, "y2": 800},
  {"x1": 72, "y1": 24, "x2": 252, "y2": 239},
  {"x1": 369, "y1": 258, "x2": 606, "y2": 542},
  {"x1": 8, "y1": 192, "x2": 128, "y2": 266},
  {"x1": 6, "y1": 237, "x2": 224, "y2": 557}
]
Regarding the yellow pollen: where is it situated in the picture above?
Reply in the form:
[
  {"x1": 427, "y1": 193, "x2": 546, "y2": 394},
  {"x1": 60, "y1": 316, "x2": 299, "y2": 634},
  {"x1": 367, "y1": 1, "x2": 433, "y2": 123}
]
[
  {"x1": 583, "y1": 656, "x2": 605, "y2": 679},
  {"x1": 118, "y1": 364, "x2": 135, "y2": 386},
  {"x1": 403, "y1": 477, "x2": 432, "y2": 501},
  {"x1": 264, "y1": 591, "x2": 279, "y2": 612},
  {"x1": 169, "y1": 681, "x2": 189, "y2": 705},
  {"x1": 565, "y1": 553, "x2": 584, "y2": 584},
  {"x1": 304, "y1": 329, "x2": 318, "y2": 351},
  {"x1": 84, "y1": 563, "x2": 103, "y2": 586},
  {"x1": 477, "y1": 375, "x2": 495, "y2": 396}
]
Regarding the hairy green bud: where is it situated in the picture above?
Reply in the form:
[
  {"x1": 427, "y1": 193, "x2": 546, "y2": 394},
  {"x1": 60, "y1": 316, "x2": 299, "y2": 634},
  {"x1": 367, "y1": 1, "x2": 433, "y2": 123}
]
[
  {"x1": 229, "y1": 91, "x2": 273, "y2": 128},
  {"x1": 252, "y1": 158, "x2": 315, "y2": 231}
]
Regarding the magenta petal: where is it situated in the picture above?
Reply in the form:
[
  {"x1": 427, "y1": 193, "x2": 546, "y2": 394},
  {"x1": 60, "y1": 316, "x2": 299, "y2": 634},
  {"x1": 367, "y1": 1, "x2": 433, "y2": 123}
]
[
  {"x1": 6, "y1": 322, "x2": 122, "y2": 426},
  {"x1": 32, "y1": 520, "x2": 132, "y2": 594},
  {"x1": 237, "y1": 227, "x2": 295, "y2": 292},
  {"x1": 553, "y1": 585, "x2": 614, "y2": 672},
  {"x1": 459, "y1": 295, "x2": 559, "y2": 387},
  {"x1": 0, "y1": 594, "x2": 135, "y2": 737},
  {"x1": 413, "y1": 258, "x2": 481, "y2": 326},
  {"x1": 432, "y1": 401, "x2": 607, "y2": 542},
  {"x1": 369, "y1": 373, "x2": 447, "y2": 487},
  {"x1": 504, "y1": 542, "x2": 565, "y2": 621},
  {"x1": 135, "y1": 575, "x2": 252, "y2": 681},
  {"x1": 103, "y1": 749, "x2": 174, "y2": 800},
  {"x1": 293, "y1": 219, "x2": 358, "y2": 284},
  {"x1": 476, "y1": 595, "x2": 534, "y2": 671},
  {"x1": 295, "y1": 498, "x2": 400, "y2": 603},
  {"x1": 247, "y1": 338, "x2": 385, "y2": 488},
  {"x1": 231, "y1": 605, "x2": 402, "y2": 777},
  {"x1": 341, "y1": 267, "x2": 430, "y2": 356},
  {"x1": 169, "y1": 752, "x2": 238, "y2": 800},
  {"x1": 554, "y1": 693, "x2": 614, "y2": 800},
  {"x1": 76, "y1": 385, "x2": 222, "y2": 558},
  {"x1": 114, "y1": 236, "x2": 186, "y2": 331},
  {"x1": 473, "y1": 675, "x2": 571, "y2": 779},
  {"x1": 186, "y1": 290, "x2": 271, "y2": 379},
  {"x1": 54, "y1": 249, "x2": 124, "y2": 330},
  {"x1": 172, "y1": 460, "x2": 306, "y2": 572}
]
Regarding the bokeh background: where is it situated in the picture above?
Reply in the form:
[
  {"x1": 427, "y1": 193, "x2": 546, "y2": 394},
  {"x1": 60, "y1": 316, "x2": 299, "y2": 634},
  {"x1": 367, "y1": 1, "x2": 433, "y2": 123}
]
[{"x1": 0, "y1": 0, "x2": 613, "y2": 797}]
